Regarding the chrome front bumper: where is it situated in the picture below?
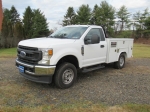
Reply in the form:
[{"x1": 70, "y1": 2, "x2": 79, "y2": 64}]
[{"x1": 16, "y1": 59, "x2": 56, "y2": 76}]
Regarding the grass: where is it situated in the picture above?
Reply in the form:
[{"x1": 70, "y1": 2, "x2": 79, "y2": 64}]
[
  {"x1": 133, "y1": 43, "x2": 150, "y2": 58},
  {"x1": 0, "y1": 48, "x2": 17, "y2": 58},
  {"x1": 0, "y1": 43, "x2": 150, "y2": 58},
  {"x1": 123, "y1": 104, "x2": 150, "y2": 112},
  {"x1": 0, "y1": 102, "x2": 150, "y2": 112}
]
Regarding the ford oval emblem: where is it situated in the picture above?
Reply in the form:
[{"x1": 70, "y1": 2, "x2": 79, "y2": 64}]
[{"x1": 20, "y1": 51, "x2": 26, "y2": 57}]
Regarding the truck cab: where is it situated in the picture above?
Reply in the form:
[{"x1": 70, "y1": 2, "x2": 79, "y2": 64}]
[{"x1": 16, "y1": 25, "x2": 133, "y2": 88}]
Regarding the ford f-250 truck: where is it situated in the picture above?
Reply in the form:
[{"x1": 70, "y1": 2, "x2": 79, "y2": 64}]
[{"x1": 16, "y1": 25, "x2": 133, "y2": 88}]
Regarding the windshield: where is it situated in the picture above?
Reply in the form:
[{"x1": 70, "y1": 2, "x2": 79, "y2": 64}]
[{"x1": 48, "y1": 27, "x2": 88, "y2": 39}]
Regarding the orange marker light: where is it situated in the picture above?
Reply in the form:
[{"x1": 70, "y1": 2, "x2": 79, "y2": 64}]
[{"x1": 48, "y1": 49, "x2": 53, "y2": 55}]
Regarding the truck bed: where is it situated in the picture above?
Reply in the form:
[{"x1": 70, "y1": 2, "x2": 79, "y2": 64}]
[{"x1": 106, "y1": 38, "x2": 134, "y2": 63}]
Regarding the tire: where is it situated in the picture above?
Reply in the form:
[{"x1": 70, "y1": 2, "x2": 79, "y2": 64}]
[
  {"x1": 114, "y1": 54, "x2": 125, "y2": 69},
  {"x1": 54, "y1": 62, "x2": 77, "y2": 89}
]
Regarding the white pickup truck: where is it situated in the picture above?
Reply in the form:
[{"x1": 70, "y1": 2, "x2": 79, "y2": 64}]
[{"x1": 16, "y1": 25, "x2": 133, "y2": 88}]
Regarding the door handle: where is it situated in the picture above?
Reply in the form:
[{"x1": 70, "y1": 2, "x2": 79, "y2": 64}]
[{"x1": 100, "y1": 45, "x2": 104, "y2": 48}]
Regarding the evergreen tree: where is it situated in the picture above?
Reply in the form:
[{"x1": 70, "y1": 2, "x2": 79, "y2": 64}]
[
  {"x1": 133, "y1": 9, "x2": 149, "y2": 30},
  {"x1": 144, "y1": 16, "x2": 150, "y2": 30},
  {"x1": 14, "y1": 22, "x2": 23, "y2": 38},
  {"x1": 133, "y1": 8, "x2": 149, "y2": 38},
  {"x1": 90, "y1": 4, "x2": 99, "y2": 25},
  {"x1": 32, "y1": 9, "x2": 49, "y2": 38},
  {"x1": 1, "y1": 7, "x2": 23, "y2": 48},
  {"x1": 95, "y1": 1, "x2": 115, "y2": 35},
  {"x1": 141, "y1": 8, "x2": 149, "y2": 30},
  {"x1": 2, "y1": 8, "x2": 12, "y2": 37},
  {"x1": 116, "y1": 5, "x2": 130, "y2": 31},
  {"x1": 10, "y1": 6, "x2": 23, "y2": 46},
  {"x1": 9, "y1": 6, "x2": 21, "y2": 39},
  {"x1": 3, "y1": 8, "x2": 11, "y2": 21},
  {"x1": 1, "y1": 8, "x2": 11, "y2": 48},
  {"x1": 63, "y1": 7, "x2": 76, "y2": 26},
  {"x1": 23, "y1": 6, "x2": 34, "y2": 38},
  {"x1": 76, "y1": 4, "x2": 91, "y2": 24},
  {"x1": 142, "y1": 9, "x2": 150, "y2": 38},
  {"x1": 133, "y1": 11, "x2": 142, "y2": 30},
  {"x1": 93, "y1": 4, "x2": 98, "y2": 13},
  {"x1": 143, "y1": 16, "x2": 150, "y2": 38},
  {"x1": 10, "y1": 6, "x2": 21, "y2": 24},
  {"x1": 1, "y1": 16, "x2": 9, "y2": 48}
]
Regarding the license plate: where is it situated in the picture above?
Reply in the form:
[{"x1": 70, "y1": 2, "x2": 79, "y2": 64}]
[{"x1": 19, "y1": 65, "x2": 24, "y2": 73}]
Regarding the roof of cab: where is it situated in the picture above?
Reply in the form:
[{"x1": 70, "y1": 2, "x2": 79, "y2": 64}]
[{"x1": 65, "y1": 25, "x2": 102, "y2": 28}]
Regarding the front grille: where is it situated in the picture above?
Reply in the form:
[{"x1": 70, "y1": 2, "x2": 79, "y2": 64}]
[
  {"x1": 19, "y1": 45, "x2": 38, "y2": 51},
  {"x1": 17, "y1": 45, "x2": 42, "y2": 65},
  {"x1": 18, "y1": 58, "x2": 38, "y2": 65}
]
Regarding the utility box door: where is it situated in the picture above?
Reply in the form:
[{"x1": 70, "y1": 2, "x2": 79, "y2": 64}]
[{"x1": 106, "y1": 38, "x2": 133, "y2": 63}]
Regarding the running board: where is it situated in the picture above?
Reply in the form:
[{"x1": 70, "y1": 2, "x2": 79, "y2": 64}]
[{"x1": 82, "y1": 65, "x2": 105, "y2": 73}]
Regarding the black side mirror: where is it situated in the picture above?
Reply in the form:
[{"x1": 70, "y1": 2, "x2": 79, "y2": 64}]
[
  {"x1": 84, "y1": 36, "x2": 91, "y2": 44},
  {"x1": 84, "y1": 34, "x2": 100, "y2": 44},
  {"x1": 91, "y1": 34, "x2": 100, "y2": 44}
]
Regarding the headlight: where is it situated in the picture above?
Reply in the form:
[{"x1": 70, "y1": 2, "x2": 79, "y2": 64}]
[
  {"x1": 42, "y1": 49, "x2": 53, "y2": 56},
  {"x1": 38, "y1": 48, "x2": 53, "y2": 65}
]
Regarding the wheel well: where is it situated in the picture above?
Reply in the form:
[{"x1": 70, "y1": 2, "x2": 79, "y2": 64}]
[
  {"x1": 56, "y1": 55, "x2": 79, "y2": 69},
  {"x1": 121, "y1": 52, "x2": 127, "y2": 59}
]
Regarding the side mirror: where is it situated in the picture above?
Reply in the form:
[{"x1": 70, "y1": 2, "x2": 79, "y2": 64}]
[
  {"x1": 84, "y1": 36, "x2": 91, "y2": 44},
  {"x1": 91, "y1": 34, "x2": 100, "y2": 44},
  {"x1": 84, "y1": 34, "x2": 100, "y2": 44}
]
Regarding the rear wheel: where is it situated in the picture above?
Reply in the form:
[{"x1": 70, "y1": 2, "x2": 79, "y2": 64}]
[
  {"x1": 114, "y1": 54, "x2": 125, "y2": 69},
  {"x1": 54, "y1": 62, "x2": 77, "y2": 89}
]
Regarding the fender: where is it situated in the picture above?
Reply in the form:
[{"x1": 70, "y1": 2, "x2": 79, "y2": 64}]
[
  {"x1": 117, "y1": 49, "x2": 127, "y2": 60},
  {"x1": 50, "y1": 47, "x2": 82, "y2": 68}
]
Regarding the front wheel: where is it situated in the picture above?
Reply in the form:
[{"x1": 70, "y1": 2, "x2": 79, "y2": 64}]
[
  {"x1": 114, "y1": 54, "x2": 125, "y2": 69},
  {"x1": 54, "y1": 62, "x2": 77, "y2": 89}
]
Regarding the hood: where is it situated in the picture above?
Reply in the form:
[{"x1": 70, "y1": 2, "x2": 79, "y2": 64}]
[{"x1": 18, "y1": 37, "x2": 76, "y2": 48}]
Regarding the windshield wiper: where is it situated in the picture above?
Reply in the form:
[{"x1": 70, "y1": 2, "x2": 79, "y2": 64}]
[
  {"x1": 49, "y1": 35, "x2": 54, "y2": 38},
  {"x1": 48, "y1": 35, "x2": 68, "y2": 39},
  {"x1": 60, "y1": 36, "x2": 68, "y2": 39}
]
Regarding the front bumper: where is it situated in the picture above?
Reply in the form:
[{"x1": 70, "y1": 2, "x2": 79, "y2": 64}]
[{"x1": 16, "y1": 59, "x2": 56, "y2": 83}]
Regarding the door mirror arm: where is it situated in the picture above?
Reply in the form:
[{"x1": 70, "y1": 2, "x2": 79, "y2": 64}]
[{"x1": 84, "y1": 38, "x2": 91, "y2": 45}]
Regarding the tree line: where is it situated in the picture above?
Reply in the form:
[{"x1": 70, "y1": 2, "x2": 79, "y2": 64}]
[
  {"x1": 62, "y1": 1, "x2": 150, "y2": 38},
  {"x1": 0, "y1": 1, "x2": 150, "y2": 48},
  {"x1": 0, "y1": 6, "x2": 49, "y2": 48}
]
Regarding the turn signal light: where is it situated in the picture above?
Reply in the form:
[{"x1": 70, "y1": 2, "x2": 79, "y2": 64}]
[{"x1": 48, "y1": 49, "x2": 53, "y2": 55}]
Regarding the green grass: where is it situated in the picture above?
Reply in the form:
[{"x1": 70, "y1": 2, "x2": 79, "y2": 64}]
[
  {"x1": 123, "y1": 104, "x2": 150, "y2": 112},
  {"x1": 0, "y1": 43, "x2": 150, "y2": 58},
  {"x1": 0, "y1": 103, "x2": 150, "y2": 112},
  {"x1": 133, "y1": 43, "x2": 150, "y2": 58},
  {"x1": 0, "y1": 48, "x2": 17, "y2": 58}
]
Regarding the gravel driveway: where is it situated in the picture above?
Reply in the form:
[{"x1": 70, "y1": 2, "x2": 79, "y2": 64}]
[{"x1": 0, "y1": 58, "x2": 150, "y2": 106}]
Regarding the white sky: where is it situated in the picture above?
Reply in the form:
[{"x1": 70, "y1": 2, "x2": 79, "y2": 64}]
[{"x1": 2, "y1": 0, "x2": 150, "y2": 30}]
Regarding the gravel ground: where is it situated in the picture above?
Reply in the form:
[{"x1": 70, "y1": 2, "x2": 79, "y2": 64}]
[{"x1": 0, "y1": 58, "x2": 150, "y2": 107}]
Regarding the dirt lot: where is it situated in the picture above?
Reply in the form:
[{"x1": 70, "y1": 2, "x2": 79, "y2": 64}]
[{"x1": 0, "y1": 58, "x2": 150, "y2": 107}]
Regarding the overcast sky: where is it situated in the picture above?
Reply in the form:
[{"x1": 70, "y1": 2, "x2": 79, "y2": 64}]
[{"x1": 2, "y1": 0, "x2": 150, "y2": 29}]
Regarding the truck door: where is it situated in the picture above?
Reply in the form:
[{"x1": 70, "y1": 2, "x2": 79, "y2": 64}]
[{"x1": 82, "y1": 28, "x2": 107, "y2": 67}]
